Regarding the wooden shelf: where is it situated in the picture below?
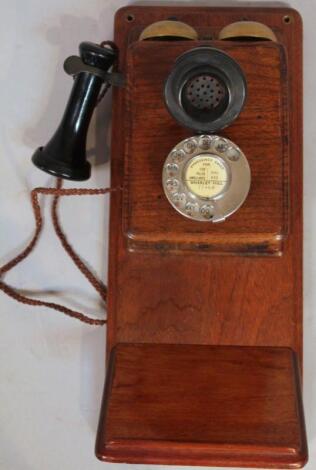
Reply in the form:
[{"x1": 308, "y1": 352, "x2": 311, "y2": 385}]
[{"x1": 96, "y1": 343, "x2": 307, "y2": 468}]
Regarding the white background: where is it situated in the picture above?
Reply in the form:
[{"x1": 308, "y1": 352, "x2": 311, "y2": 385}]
[{"x1": 0, "y1": 1, "x2": 315, "y2": 469}]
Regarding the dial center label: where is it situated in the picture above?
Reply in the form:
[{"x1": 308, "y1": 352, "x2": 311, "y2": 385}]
[{"x1": 185, "y1": 154, "x2": 228, "y2": 198}]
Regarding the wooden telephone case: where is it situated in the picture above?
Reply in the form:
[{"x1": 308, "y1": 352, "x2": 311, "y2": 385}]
[{"x1": 95, "y1": 6, "x2": 307, "y2": 469}]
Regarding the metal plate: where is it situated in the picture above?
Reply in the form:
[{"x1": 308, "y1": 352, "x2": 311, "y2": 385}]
[
  {"x1": 139, "y1": 20, "x2": 198, "y2": 41},
  {"x1": 183, "y1": 74, "x2": 226, "y2": 110},
  {"x1": 162, "y1": 135, "x2": 251, "y2": 222}
]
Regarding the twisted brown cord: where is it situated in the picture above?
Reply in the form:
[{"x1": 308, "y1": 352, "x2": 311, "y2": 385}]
[{"x1": 0, "y1": 178, "x2": 119, "y2": 326}]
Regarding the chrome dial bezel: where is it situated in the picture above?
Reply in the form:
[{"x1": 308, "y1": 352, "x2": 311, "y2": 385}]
[{"x1": 162, "y1": 135, "x2": 251, "y2": 222}]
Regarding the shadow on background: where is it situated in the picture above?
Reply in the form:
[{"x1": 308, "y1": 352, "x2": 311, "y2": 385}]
[{"x1": 21, "y1": 13, "x2": 115, "y2": 433}]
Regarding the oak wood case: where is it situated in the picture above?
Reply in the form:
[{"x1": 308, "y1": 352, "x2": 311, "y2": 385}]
[
  {"x1": 124, "y1": 40, "x2": 287, "y2": 255},
  {"x1": 107, "y1": 4, "x2": 303, "y2": 363},
  {"x1": 96, "y1": 5, "x2": 306, "y2": 469}
]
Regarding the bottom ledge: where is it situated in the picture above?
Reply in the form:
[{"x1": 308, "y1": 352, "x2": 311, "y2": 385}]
[{"x1": 96, "y1": 343, "x2": 308, "y2": 469}]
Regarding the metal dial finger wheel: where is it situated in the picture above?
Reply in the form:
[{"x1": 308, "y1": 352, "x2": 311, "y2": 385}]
[{"x1": 162, "y1": 135, "x2": 251, "y2": 222}]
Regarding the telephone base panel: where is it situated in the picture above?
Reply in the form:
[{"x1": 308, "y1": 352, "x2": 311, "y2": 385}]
[
  {"x1": 98, "y1": 5, "x2": 306, "y2": 469},
  {"x1": 96, "y1": 343, "x2": 307, "y2": 469}
]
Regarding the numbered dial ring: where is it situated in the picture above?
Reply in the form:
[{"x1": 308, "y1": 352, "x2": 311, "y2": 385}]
[{"x1": 162, "y1": 135, "x2": 251, "y2": 222}]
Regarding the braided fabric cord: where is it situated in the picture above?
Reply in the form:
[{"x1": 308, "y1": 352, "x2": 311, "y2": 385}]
[{"x1": 0, "y1": 178, "x2": 118, "y2": 326}]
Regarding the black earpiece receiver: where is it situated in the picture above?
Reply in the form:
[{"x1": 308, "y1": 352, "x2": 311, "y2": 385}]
[
  {"x1": 32, "y1": 42, "x2": 118, "y2": 181},
  {"x1": 164, "y1": 47, "x2": 247, "y2": 133}
]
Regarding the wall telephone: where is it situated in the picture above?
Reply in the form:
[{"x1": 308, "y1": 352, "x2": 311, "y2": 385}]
[{"x1": 0, "y1": 5, "x2": 308, "y2": 469}]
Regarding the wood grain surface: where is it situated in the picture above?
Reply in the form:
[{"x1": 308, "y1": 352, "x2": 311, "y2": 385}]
[
  {"x1": 106, "y1": 5, "x2": 303, "y2": 360},
  {"x1": 96, "y1": 343, "x2": 307, "y2": 468},
  {"x1": 97, "y1": 6, "x2": 305, "y2": 468},
  {"x1": 124, "y1": 40, "x2": 288, "y2": 255}
]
